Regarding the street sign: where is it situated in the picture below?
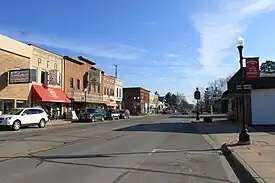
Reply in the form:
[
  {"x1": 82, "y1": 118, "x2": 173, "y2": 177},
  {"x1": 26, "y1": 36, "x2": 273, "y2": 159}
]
[
  {"x1": 246, "y1": 57, "x2": 260, "y2": 79},
  {"x1": 236, "y1": 84, "x2": 252, "y2": 90}
]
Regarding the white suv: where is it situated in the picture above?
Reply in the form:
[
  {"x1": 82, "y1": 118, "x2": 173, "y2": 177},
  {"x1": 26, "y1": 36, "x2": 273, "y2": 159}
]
[{"x1": 0, "y1": 107, "x2": 49, "y2": 131}]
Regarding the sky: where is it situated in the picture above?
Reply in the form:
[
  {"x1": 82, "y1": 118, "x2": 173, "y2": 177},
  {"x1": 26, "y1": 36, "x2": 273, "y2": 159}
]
[{"x1": 1, "y1": 0, "x2": 275, "y2": 103}]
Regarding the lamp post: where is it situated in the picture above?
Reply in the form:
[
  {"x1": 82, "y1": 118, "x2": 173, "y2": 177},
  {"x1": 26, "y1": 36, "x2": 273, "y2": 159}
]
[
  {"x1": 84, "y1": 88, "x2": 87, "y2": 109},
  {"x1": 194, "y1": 87, "x2": 201, "y2": 121},
  {"x1": 237, "y1": 36, "x2": 251, "y2": 144}
]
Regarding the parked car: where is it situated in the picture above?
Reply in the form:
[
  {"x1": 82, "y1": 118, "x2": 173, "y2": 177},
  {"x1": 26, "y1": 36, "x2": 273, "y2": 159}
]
[
  {"x1": 0, "y1": 107, "x2": 49, "y2": 131},
  {"x1": 100, "y1": 108, "x2": 107, "y2": 119},
  {"x1": 106, "y1": 109, "x2": 120, "y2": 120},
  {"x1": 119, "y1": 109, "x2": 130, "y2": 119},
  {"x1": 79, "y1": 108, "x2": 105, "y2": 122}
]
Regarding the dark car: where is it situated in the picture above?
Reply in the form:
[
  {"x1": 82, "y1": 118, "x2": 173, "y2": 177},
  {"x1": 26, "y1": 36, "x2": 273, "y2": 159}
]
[
  {"x1": 79, "y1": 108, "x2": 105, "y2": 122},
  {"x1": 106, "y1": 109, "x2": 120, "y2": 120},
  {"x1": 119, "y1": 109, "x2": 130, "y2": 119}
]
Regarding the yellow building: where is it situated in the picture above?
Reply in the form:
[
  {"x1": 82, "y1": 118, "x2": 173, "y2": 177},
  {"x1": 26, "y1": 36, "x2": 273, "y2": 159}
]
[
  {"x1": 0, "y1": 34, "x2": 32, "y2": 114},
  {"x1": 29, "y1": 45, "x2": 70, "y2": 117}
]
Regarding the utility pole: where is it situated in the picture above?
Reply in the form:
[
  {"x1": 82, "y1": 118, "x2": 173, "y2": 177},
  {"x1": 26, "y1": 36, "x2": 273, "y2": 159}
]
[{"x1": 114, "y1": 64, "x2": 118, "y2": 78}]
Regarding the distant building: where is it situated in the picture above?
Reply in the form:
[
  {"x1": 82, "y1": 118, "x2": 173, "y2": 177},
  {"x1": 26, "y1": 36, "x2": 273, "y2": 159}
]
[{"x1": 123, "y1": 87, "x2": 150, "y2": 115}]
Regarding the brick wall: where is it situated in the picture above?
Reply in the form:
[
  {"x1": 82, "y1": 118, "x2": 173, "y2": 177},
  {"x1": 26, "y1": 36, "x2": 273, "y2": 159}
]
[
  {"x1": 64, "y1": 57, "x2": 103, "y2": 101},
  {"x1": 0, "y1": 49, "x2": 31, "y2": 100}
]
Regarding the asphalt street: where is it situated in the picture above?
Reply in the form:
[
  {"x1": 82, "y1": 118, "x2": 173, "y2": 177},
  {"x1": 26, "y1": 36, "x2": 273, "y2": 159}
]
[{"x1": 0, "y1": 115, "x2": 237, "y2": 183}]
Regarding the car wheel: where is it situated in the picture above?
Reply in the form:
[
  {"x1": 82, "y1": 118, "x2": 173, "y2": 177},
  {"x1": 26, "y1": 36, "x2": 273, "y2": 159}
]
[
  {"x1": 12, "y1": 120, "x2": 21, "y2": 131},
  {"x1": 38, "y1": 119, "x2": 46, "y2": 128}
]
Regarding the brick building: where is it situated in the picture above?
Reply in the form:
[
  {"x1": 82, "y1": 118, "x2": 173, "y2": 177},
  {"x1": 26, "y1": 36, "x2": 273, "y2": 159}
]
[
  {"x1": 0, "y1": 34, "x2": 32, "y2": 114},
  {"x1": 123, "y1": 87, "x2": 150, "y2": 115},
  {"x1": 63, "y1": 56, "x2": 105, "y2": 110},
  {"x1": 103, "y1": 74, "x2": 117, "y2": 109}
]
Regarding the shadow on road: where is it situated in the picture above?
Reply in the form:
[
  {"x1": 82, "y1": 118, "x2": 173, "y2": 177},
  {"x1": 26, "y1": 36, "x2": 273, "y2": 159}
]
[
  {"x1": 168, "y1": 114, "x2": 226, "y2": 119},
  {"x1": 29, "y1": 154, "x2": 229, "y2": 182},
  {"x1": 0, "y1": 148, "x2": 228, "y2": 182},
  {"x1": 114, "y1": 120, "x2": 241, "y2": 134}
]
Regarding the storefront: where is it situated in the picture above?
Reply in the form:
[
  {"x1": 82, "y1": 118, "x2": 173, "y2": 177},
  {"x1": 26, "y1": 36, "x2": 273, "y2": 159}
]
[{"x1": 31, "y1": 84, "x2": 71, "y2": 119}]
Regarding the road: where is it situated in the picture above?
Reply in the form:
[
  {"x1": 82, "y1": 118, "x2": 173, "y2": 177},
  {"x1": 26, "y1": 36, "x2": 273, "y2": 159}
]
[{"x1": 0, "y1": 115, "x2": 237, "y2": 183}]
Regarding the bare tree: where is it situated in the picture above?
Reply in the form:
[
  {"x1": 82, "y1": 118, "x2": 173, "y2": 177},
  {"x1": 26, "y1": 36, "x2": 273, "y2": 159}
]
[{"x1": 207, "y1": 76, "x2": 231, "y2": 98}]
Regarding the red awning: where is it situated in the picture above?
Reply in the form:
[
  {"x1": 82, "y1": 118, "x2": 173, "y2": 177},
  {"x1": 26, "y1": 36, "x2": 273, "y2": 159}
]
[{"x1": 32, "y1": 85, "x2": 71, "y2": 103}]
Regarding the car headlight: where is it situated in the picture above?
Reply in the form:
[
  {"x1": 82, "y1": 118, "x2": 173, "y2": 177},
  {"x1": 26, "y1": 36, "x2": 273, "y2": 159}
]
[{"x1": 5, "y1": 117, "x2": 12, "y2": 120}]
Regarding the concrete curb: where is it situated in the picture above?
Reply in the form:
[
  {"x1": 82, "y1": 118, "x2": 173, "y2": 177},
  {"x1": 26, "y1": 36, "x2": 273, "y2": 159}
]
[{"x1": 221, "y1": 144, "x2": 266, "y2": 183}]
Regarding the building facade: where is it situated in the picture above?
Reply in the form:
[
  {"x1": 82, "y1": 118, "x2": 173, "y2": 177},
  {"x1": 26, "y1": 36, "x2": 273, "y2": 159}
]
[
  {"x1": 123, "y1": 87, "x2": 150, "y2": 115},
  {"x1": 0, "y1": 35, "x2": 32, "y2": 114},
  {"x1": 103, "y1": 75, "x2": 117, "y2": 109},
  {"x1": 63, "y1": 56, "x2": 104, "y2": 110},
  {"x1": 29, "y1": 45, "x2": 70, "y2": 118},
  {"x1": 115, "y1": 79, "x2": 123, "y2": 109}
]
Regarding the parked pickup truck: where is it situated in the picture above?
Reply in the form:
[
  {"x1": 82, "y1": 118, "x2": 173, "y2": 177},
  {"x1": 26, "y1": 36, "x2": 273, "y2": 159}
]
[{"x1": 106, "y1": 109, "x2": 120, "y2": 120}]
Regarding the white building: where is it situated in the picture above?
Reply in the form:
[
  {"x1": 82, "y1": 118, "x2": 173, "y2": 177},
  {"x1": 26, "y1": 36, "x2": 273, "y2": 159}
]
[{"x1": 115, "y1": 79, "x2": 123, "y2": 109}]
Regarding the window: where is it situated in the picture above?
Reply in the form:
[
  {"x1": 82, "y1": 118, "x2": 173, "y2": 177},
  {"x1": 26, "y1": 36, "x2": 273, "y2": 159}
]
[
  {"x1": 117, "y1": 88, "x2": 119, "y2": 97},
  {"x1": 93, "y1": 85, "x2": 96, "y2": 92},
  {"x1": 98, "y1": 85, "x2": 100, "y2": 93},
  {"x1": 107, "y1": 88, "x2": 110, "y2": 96},
  {"x1": 119, "y1": 89, "x2": 122, "y2": 98},
  {"x1": 104, "y1": 87, "x2": 107, "y2": 95},
  {"x1": 77, "y1": 79, "x2": 80, "y2": 90},
  {"x1": 34, "y1": 109, "x2": 44, "y2": 114},
  {"x1": 41, "y1": 71, "x2": 48, "y2": 85},
  {"x1": 23, "y1": 109, "x2": 35, "y2": 115},
  {"x1": 70, "y1": 78, "x2": 74, "y2": 88},
  {"x1": 30, "y1": 69, "x2": 37, "y2": 82}
]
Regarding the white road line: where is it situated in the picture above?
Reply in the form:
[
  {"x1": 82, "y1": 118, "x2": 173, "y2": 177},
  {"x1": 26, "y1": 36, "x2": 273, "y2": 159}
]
[
  {"x1": 148, "y1": 148, "x2": 158, "y2": 156},
  {"x1": 155, "y1": 149, "x2": 179, "y2": 152}
]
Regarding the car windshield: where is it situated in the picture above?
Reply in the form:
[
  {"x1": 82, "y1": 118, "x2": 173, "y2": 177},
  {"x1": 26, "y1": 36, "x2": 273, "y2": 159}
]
[
  {"x1": 7, "y1": 108, "x2": 24, "y2": 115},
  {"x1": 86, "y1": 109, "x2": 96, "y2": 113}
]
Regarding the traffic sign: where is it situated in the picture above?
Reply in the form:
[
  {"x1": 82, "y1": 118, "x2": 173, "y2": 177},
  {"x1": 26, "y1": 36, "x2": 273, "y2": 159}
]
[{"x1": 236, "y1": 84, "x2": 252, "y2": 90}]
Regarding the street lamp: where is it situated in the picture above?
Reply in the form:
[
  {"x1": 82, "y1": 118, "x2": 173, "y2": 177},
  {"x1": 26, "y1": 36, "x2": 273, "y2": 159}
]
[
  {"x1": 194, "y1": 87, "x2": 201, "y2": 121},
  {"x1": 237, "y1": 36, "x2": 250, "y2": 145},
  {"x1": 84, "y1": 88, "x2": 87, "y2": 109}
]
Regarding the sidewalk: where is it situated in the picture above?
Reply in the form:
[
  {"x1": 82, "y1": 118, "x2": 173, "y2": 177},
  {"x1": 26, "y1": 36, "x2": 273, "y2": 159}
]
[{"x1": 191, "y1": 118, "x2": 275, "y2": 183}]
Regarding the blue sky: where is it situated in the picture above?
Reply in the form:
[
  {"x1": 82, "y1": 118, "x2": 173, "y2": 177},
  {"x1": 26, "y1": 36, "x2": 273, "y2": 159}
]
[{"x1": 1, "y1": 0, "x2": 275, "y2": 102}]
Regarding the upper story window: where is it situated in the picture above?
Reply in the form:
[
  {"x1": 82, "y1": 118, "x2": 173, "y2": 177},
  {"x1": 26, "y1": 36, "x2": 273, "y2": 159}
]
[
  {"x1": 117, "y1": 88, "x2": 119, "y2": 97},
  {"x1": 30, "y1": 69, "x2": 37, "y2": 82},
  {"x1": 70, "y1": 77, "x2": 74, "y2": 88},
  {"x1": 40, "y1": 71, "x2": 48, "y2": 85},
  {"x1": 104, "y1": 87, "x2": 107, "y2": 95},
  {"x1": 98, "y1": 85, "x2": 100, "y2": 93},
  {"x1": 77, "y1": 79, "x2": 80, "y2": 90}
]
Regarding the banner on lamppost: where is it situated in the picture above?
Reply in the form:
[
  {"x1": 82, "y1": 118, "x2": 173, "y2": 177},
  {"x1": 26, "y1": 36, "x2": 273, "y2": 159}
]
[{"x1": 246, "y1": 57, "x2": 260, "y2": 79}]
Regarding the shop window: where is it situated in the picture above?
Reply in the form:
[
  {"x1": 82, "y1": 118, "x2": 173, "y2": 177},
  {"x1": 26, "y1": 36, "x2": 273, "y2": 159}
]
[
  {"x1": 16, "y1": 100, "x2": 27, "y2": 108},
  {"x1": 4, "y1": 100, "x2": 14, "y2": 114},
  {"x1": 77, "y1": 79, "x2": 80, "y2": 90},
  {"x1": 70, "y1": 78, "x2": 74, "y2": 88}
]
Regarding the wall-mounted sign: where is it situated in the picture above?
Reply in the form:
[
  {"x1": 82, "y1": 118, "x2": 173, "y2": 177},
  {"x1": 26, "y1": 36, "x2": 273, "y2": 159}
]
[
  {"x1": 9, "y1": 69, "x2": 30, "y2": 84},
  {"x1": 89, "y1": 68, "x2": 102, "y2": 86},
  {"x1": 246, "y1": 57, "x2": 260, "y2": 79}
]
